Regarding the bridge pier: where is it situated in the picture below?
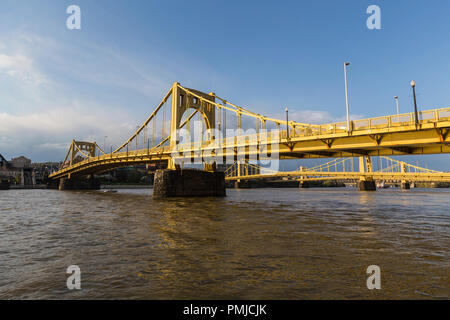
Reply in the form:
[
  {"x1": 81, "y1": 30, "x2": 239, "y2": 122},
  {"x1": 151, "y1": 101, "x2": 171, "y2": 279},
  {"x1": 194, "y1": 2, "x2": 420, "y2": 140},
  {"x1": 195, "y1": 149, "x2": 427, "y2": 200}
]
[
  {"x1": 234, "y1": 180, "x2": 251, "y2": 189},
  {"x1": 357, "y1": 156, "x2": 376, "y2": 191},
  {"x1": 298, "y1": 181, "x2": 310, "y2": 188},
  {"x1": 357, "y1": 180, "x2": 377, "y2": 191},
  {"x1": 58, "y1": 176, "x2": 101, "y2": 190},
  {"x1": 401, "y1": 182, "x2": 410, "y2": 190},
  {"x1": 153, "y1": 169, "x2": 226, "y2": 198}
]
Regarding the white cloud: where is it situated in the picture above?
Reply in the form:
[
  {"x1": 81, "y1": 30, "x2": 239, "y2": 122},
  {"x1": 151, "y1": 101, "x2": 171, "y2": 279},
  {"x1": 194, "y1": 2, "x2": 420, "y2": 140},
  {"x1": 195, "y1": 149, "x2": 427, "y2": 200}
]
[
  {"x1": 0, "y1": 102, "x2": 138, "y2": 161},
  {"x1": 0, "y1": 53, "x2": 44, "y2": 85},
  {"x1": 288, "y1": 110, "x2": 335, "y2": 124},
  {"x1": 0, "y1": 31, "x2": 169, "y2": 161},
  {"x1": 267, "y1": 108, "x2": 364, "y2": 125}
]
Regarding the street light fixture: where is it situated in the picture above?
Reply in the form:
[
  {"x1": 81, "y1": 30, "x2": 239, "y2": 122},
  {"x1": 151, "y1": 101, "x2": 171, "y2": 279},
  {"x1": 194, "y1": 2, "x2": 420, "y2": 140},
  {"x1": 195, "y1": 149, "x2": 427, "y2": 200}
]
[
  {"x1": 410, "y1": 80, "x2": 419, "y2": 126},
  {"x1": 104, "y1": 136, "x2": 108, "y2": 152},
  {"x1": 285, "y1": 107, "x2": 289, "y2": 139},
  {"x1": 344, "y1": 62, "x2": 351, "y2": 132},
  {"x1": 394, "y1": 96, "x2": 399, "y2": 115}
]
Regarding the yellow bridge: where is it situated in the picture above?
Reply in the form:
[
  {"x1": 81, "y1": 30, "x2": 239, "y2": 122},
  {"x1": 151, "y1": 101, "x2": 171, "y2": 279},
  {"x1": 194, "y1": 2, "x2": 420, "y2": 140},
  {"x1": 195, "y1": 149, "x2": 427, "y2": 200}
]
[
  {"x1": 225, "y1": 156, "x2": 450, "y2": 187},
  {"x1": 49, "y1": 82, "x2": 450, "y2": 191}
]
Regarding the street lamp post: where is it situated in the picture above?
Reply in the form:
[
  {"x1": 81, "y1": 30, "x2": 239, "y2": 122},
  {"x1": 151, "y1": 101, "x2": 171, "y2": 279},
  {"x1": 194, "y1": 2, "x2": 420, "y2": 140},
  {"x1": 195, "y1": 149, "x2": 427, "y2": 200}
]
[
  {"x1": 285, "y1": 107, "x2": 289, "y2": 139},
  {"x1": 394, "y1": 96, "x2": 399, "y2": 115},
  {"x1": 410, "y1": 80, "x2": 419, "y2": 126},
  {"x1": 344, "y1": 62, "x2": 351, "y2": 132}
]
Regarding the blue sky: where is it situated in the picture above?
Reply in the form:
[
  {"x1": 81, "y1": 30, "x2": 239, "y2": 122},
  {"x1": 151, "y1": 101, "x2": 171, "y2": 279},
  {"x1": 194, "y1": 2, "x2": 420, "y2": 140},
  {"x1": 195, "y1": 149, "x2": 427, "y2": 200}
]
[{"x1": 0, "y1": 0, "x2": 449, "y2": 169}]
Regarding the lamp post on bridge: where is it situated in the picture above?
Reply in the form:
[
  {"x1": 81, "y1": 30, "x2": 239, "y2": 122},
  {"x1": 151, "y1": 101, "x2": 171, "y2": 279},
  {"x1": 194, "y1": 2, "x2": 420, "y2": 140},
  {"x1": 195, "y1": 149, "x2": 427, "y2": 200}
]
[
  {"x1": 394, "y1": 96, "x2": 400, "y2": 115},
  {"x1": 344, "y1": 62, "x2": 351, "y2": 132},
  {"x1": 285, "y1": 107, "x2": 289, "y2": 139},
  {"x1": 104, "y1": 136, "x2": 108, "y2": 153},
  {"x1": 410, "y1": 80, "x2": 419, "y2": 126}
]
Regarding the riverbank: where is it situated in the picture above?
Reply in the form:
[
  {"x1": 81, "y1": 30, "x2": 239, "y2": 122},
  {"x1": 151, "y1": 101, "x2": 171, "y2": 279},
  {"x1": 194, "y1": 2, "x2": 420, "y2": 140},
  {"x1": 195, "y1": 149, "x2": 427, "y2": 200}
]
[{"x1": 9, "y1": 184, "x2": 47, "y2": 189}]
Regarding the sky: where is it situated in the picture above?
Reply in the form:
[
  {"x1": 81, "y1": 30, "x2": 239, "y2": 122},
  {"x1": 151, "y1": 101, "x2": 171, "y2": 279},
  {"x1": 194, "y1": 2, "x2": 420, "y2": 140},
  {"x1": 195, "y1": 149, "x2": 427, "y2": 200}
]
[{"x1": 0, "y1": 0, "x2": 449, "y2": 169}]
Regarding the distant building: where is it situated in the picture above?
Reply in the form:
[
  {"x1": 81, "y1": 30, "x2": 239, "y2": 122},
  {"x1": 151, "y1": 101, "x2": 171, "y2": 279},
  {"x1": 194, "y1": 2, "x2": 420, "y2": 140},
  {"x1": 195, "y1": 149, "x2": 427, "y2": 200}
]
[
  {"x1": 0, "y1": 154, "x2": 9, "y2": 169},
  {"x1": 10, "y1": 156, "x2": 31, "y2": 168},
  {"x1": 0, "y1": 155, "x2": 33, "y2": 186},
  {"x1": 31, "y1": 162, "x2": 60, "y2": 184}
]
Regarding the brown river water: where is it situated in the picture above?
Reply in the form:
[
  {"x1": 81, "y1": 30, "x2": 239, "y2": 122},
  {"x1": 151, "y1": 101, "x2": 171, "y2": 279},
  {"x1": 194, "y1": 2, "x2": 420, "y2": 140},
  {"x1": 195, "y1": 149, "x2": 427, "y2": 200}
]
[{"x1": 0, "y1": 187, "x2": 448, "y2": 299}]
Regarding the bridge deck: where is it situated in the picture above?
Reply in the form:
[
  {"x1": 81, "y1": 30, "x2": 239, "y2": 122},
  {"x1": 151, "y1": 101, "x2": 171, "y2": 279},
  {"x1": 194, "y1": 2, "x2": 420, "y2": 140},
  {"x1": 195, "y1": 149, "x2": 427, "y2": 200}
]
[{"x1": 49, "y1": 106, "x2": 450, "y2": 180}]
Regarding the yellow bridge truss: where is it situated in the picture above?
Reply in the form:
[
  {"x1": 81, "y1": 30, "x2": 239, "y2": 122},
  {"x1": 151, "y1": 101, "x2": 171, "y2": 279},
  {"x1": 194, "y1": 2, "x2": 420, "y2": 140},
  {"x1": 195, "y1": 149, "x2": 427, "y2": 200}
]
[
  {"x1": 224, "y1": 156, "x2": 450, "y2": 183},
  {"x1": 49, "y1": 82, "x2": 450, "y2": 180}
]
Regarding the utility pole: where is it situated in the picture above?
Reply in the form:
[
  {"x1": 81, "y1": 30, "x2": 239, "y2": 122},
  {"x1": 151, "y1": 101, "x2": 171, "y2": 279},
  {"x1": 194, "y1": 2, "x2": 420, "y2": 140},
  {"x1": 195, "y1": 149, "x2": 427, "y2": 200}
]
[
  {"x1": 410, "y1": 80, "x2": 419, "y2": 126},
  {"x1": 285, "y1": 107, "x2": 289, "y2": 139},
  {"x1": 344, "y1": 62, "x2": 351, "y2": 132},
  {"x1": 394, "y1": 96, "x2": 399, "y2": 115}
]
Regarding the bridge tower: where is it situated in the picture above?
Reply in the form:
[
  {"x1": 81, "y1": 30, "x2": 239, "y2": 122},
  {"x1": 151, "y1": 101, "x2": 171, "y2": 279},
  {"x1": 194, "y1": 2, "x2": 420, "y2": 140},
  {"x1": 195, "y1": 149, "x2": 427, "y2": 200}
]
[
  {"x1": 56, "y1": 140, "x2": 100, "y2": 190},
  {"x1": 169, "y1": 82, "x2": 216, "y2": 171},
  {"x1": 357, "y1": 156, "x2": 376, "y2": 191},
  {"x1": 298, "y1": 166, "x2": 309, "y2": 188},
  {"x1": 153, "y1": 82, "x2": 225, "y2": 197},
  {"x1": 400, "y1": 162, "x2": 411, "y2": 190}
]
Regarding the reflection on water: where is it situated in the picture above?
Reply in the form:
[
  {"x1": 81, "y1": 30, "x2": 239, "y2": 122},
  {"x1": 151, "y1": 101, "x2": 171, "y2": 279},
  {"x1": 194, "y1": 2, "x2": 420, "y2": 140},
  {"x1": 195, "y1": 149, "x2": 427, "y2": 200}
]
[{"x1": 0, "y1": 187, "x2": 449, "y2": 299}]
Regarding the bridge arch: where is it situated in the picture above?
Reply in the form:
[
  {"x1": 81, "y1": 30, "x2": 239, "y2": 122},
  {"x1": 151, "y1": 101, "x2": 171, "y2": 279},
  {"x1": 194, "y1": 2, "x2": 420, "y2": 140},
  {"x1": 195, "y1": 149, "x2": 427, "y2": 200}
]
[{"x1": 169, "y1": 82, "x2": 216, "y2": 147}]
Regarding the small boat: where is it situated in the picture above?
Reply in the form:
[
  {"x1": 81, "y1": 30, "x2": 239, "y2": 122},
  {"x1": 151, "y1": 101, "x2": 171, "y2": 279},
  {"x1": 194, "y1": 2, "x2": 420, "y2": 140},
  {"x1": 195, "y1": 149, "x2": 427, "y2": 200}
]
[
  {"x1": 101, "y1": 189, "x2": 118, "y2": 193},
  {"x1": 0, "y1": 179, "x2": 10, "y2": 190}
]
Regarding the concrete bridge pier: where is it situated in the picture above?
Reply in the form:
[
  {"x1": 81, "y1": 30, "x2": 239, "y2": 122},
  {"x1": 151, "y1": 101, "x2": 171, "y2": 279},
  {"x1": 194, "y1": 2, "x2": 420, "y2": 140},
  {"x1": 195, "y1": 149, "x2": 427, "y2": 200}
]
[
  {"x1": 357, "y1": 180, "x2": 377, "y2": 191},
  {"x1": 357, "y1": 156, "x2": 376, "y2": 191},
  {"x1": 298, "y1": 181, "x2": 309, "y2": 188},
  {"x1": 401, "y1": 182, "x2": 411, "y2": 190},
  {"x1": 400, "y1": 164, "x2": 410, "y2": 190},
  {"x1": 58, "y1": 175, "x2": 101, "y2": 190},
  {"x1": 298, "y1": 168, "x2": 309, "y2": 188},
  {"x1": 153, "y1": 169, "x2": 226, "y2": 198},
  {"x1": 234, "y1": 180, "x2": 252, "y2": 189}
]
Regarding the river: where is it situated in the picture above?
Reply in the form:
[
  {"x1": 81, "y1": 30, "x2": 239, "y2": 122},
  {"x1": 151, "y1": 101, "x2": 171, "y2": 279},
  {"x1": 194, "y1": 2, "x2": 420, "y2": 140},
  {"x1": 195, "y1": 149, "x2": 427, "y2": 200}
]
[{"x1": 0, "y1": 187, "x2": 448, "y2": 299}]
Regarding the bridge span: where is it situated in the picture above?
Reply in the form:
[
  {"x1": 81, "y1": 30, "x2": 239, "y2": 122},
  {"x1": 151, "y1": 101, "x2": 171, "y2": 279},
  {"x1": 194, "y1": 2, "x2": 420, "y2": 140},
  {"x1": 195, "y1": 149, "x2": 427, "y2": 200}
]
[
  {"x1": 49, "y1": 82, "x2": 450, "y2": 195},
  {"x1": 225, "y1": 156, "x2": 450, "y2": 190}
]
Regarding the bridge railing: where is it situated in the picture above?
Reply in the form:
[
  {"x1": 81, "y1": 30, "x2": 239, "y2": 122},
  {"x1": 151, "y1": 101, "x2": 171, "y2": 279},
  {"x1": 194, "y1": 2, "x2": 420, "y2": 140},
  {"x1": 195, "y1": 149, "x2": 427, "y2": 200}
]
[
  {"x1": 284, "y1": 107, "x2": 450, "y2": 139},
  {"x1": 170, "y1": 107, "x2": 450, "y2": 150}
]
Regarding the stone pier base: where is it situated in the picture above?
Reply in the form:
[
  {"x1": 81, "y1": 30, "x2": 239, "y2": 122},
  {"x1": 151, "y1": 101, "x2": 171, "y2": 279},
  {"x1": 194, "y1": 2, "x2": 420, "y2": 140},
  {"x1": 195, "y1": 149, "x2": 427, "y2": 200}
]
[
  {"x1": 153, "y1": 169, "x2": 226, "y2": 198},
  {"x1": 357, "y1": 180, "x2": 376, "y2": 191},
  {"x1": 234, "y1": 181, "x2": 251, "y2": 189},
  {"x1": 298, "y1": 181, "x2": 309, "y2": 188},
  {"x1": 58, "y1": 176, "x2": 101, "y2": 190},
  {"x1": 401, "y1": 182, "x2": 410, "y2": 190}
]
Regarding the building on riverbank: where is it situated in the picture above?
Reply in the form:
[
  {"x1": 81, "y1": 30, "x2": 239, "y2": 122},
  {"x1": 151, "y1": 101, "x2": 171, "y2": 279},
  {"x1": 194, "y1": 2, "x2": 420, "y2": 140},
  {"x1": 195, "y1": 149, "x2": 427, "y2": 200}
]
[{"x1": 0, "y1": 154, "x2": 60, "y2": 187}]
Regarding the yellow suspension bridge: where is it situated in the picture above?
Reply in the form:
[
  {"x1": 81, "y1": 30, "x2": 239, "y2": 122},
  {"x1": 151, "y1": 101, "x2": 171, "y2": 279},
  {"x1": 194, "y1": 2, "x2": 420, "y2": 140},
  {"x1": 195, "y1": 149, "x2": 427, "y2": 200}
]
[
  {"x1": 48, "y1": 82, "x2": 450, "y2": 193},
  {"x1": 225, "y1": 156, "x2": 450, "y2": 188}
]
